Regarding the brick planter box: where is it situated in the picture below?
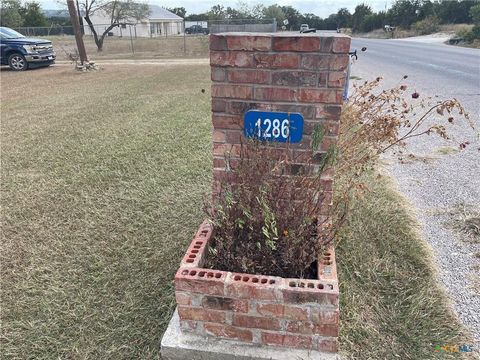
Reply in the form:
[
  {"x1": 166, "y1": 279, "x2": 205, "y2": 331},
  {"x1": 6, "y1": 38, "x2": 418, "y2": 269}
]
[{"x1": 174, "y1": 220, "x2": 339, "y2": 353}]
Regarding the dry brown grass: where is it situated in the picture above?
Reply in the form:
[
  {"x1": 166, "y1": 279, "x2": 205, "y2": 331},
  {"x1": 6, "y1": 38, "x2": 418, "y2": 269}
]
[{"x1": 1, "y1": 63, "x2": 212, "y2": 359}]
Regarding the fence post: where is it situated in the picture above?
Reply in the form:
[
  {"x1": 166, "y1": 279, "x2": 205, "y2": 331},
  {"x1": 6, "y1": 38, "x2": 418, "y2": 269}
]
[
  {"x1": 183, "y1": 21, "x2": 186, "y2": 57},
  {"x1": 129, "y1": 25, "x2": 135, "y2": 55}
]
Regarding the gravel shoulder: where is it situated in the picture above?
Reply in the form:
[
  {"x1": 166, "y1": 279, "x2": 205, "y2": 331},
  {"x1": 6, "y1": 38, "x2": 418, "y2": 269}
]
[{"x1": 350, "y1": 38, "x2": 480, "y2": 346}]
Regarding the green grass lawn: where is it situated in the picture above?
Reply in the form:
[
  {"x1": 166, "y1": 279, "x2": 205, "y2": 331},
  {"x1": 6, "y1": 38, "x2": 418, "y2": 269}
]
[{"x1": 1, "y1": 64, "x2": 470, "y2": 359}]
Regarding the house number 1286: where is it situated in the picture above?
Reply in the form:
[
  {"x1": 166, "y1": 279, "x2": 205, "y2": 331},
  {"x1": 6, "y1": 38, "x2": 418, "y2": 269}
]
[
  {"x1": 244, "y1": 110, "x2": 304, "y2": 143},
  {"x1": 255, "y1": 118, "x2": 290, "y2": 139}
]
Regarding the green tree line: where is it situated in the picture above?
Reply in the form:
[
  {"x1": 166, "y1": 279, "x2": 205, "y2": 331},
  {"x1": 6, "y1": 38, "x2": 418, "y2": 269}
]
[
  {"x1": 0, "y1": 0, "x2": 48, "y2": 28},
  {"x1": 1, "y1": 0, "x2": 478, "y2": 35},
  {"x1": 177, "y1": 0, "x2": 478, "y2": 33}
]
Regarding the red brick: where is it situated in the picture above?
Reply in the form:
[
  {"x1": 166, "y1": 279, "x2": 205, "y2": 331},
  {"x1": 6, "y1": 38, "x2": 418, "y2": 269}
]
[
  {"x1": 211, "y1": 67, "x2": 226, "y2": 82},
  {"x1": 213, "y1": 144, "x2": 241, "y2": 157},
  {"x1": 204, "y1": 323, "x2": 253, "y2": 342},
  {"x1": 286, "y1": 321, "x2": 338, "y2": 336},
  {"x1": 318, "y1": 338, "x2": 338, "y2": 353},
  {"x1": 272, "y1": 36, "x2": 320, "y2": 52},
  {"x1": 212, "y1": 99, "x2": 226, "y2": 112},
  {"x1": 178, "y1": 306, "x2": 226, "y2": 323},
  {"x1": 255, "y1": 103, "x2": 315, "y2": 119},
  {"x1": 315, "y1": 105, "x2": 342, "y2": 120},
  {"x1": 212, "y1": 84, "x2": 253, "y2": 100},
  {"x1": 283, "y1": 334, "x2": 313, "y2": 348},
  {"x1": 232, "y1": 314, "x2": 281, "y2": 330},
  {"x1": 211, "y1": 51, "x2": 254, "y2": 67},
  {"x1": 257, "y1": 303, "x2": 284, "y2": 317},
  {"x1": 261, "y1": 332, "x2": 284, "y2": 346},
  {"x1": 310, "y1": 309, "x2": 339, "y2": 325},
  {"x1": 213, "y1": 130, "x2": 226, "y2": 143},
  {"x1": 332, "y1": 37, "x2": 351, "y2": 53},
  {"x1": 227, "y1": 69, "x2": 270, "y2": 84},
  {"x1": 301, "y1": 55, "x2": 329, "y2": 70},
  {"x1": 254, "y1": 53, "x2": 300, "y2": 69},
  {"x1": 210, "y1": 34, "x2": 227, "y2": 51},
  {"x1": 254, "y1": 87, "x2": 297, "y2": 102},
  {"x1": 320, "y1": 37, "x2": 334, "y2": 53},
  {"x1": 175, "y1": 268, "x2": 227, "y2": 296},
  {"x1": 202, "y1": 296, "x2": 248, "y2": 313},
  {"x1": 175, "y1": 292, "x2": 192, "y2": 306},
  {"x1": 225, "y1": 130, "x2": 243, "y2": 144},
  {"x1": 227, "y1": 35, "x2": 271, "y2": 51},
  {"x1": 213, "y1": 157, "x2": 226, "y2": 169},
  {"x1": 284, "y1": 306, "x2": 309, "y2": 321},
  {"x1": 212, "y1": 114, "x2": 242, "y2": 130},
  {"x1": 282, "y1": 280, "x2": 339, "y2": 306},
  {"x1": 271, "y1": 71, "x2": 317, "y2": 87},
  {"x1": 328, "y1": 71, "x2": 347, "y2": 88},
  {"x1": 297, "y1": 89, "x2": 339, "y2": 104},
  {"x1": 320, "y1": 137, "x2": 338, "y2": 152},
  {"x1": 226, "y1": 101, "x2": 253, "y2": 115},
  {"x1": 225, "y1": 273, "x2": 281, "y2": 301},
  {"x1": 318, "y1": 72, "x2": 328, "y2": 87},
  {"x1": 329, "y1": 55, "x2": 349, "y2": 71}
]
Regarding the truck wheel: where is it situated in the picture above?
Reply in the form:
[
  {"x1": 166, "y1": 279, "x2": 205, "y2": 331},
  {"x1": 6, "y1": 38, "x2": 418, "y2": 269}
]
[{"x1": 8, "y1": 53, "x2": 28, "y2": 71}]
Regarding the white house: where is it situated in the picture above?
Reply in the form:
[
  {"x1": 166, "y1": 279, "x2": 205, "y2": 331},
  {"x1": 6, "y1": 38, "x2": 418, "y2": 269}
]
[{"x1": 85, "y1": 5, "x2": 183, "y2": 38}]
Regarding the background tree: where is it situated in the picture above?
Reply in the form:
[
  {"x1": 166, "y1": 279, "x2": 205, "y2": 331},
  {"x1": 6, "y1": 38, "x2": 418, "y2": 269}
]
[
  {"x1": 79, "y1": 0, "x2": 150, "y2": 51},
  {"x1": 262, "y1": 4, "x2": 285, "y2": 26},
  {"x1": 166, "y1": 7, "x2": 186, "y2": 18},
  {"x1": 470, "y1": 3, "x2": 480, "y2": 24},
  {"x1": 434, "y1": 0, "x2": 476, "y2": 24},
  {"x1": 20, "y1": 1, "x2": 48, "y2": 26},
  {"x1": 280, "y1": 5, "x2": 302, "y2": 30},
  {"x1": 352, "y1": 3, "x2": 372, "y2": 32},
  {"x1": 0, "y1": 0, "x2": 24, "y2": 28},
  {"x1": 387, "y1": 0, "x2": 420, "y2": 29},
  {"x1": 336, "y1": 8, "x2": 352, "y2": 28},
  {"x1": 360, "y1": 12, "x2": 385, "y2": 32},
  {"x1": 206, "y1": 4, "x2": 226, "y2": 20}
]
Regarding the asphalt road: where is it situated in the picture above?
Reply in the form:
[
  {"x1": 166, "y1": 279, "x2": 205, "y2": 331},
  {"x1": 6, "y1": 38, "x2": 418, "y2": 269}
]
[{"x1": 349, "y1": 38, "x2": 480, "y2": 344}]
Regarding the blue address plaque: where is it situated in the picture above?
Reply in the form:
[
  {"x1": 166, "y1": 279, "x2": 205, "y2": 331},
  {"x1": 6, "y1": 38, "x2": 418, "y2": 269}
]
[{"x1": 243, "y1": 110, "x2": 304, "y2": 143}]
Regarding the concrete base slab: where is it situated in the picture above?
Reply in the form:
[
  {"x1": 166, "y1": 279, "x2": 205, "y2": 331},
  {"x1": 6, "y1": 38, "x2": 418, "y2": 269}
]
[{"x1": 161, "y1": 308, "x2": 341, "y2": 360}]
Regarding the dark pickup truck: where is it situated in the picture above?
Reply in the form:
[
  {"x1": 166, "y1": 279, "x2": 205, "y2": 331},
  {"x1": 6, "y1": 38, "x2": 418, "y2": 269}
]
[
  {"x1": 185, "y1": 25, "x2": 209, "y2": 35},
  {"x1": 0, "y1": 27, "x2": 56, "y2": 71}
]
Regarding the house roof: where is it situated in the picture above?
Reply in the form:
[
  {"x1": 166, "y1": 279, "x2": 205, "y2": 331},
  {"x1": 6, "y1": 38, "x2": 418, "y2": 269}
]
[{"x1": 148, "y1": 5, "x2": 183, "y2": 20}]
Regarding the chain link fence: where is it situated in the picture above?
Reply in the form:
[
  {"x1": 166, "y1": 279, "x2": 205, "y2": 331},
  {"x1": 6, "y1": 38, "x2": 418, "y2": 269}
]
[{"x1": 12, "y1": 19, "x2": 276, "y2": 60}]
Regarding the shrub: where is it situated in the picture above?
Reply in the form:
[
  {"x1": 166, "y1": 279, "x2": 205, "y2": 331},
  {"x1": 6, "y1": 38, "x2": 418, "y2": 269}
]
[
  {"x1": 205, "y1": 77, "x2": 472, "y2": 279},
  {"x1": 412, "y1": 16, "x2": 440, "y2": 35},
  {"x1": 456, "y1": 24, "x2": 480, "y2": 43}
]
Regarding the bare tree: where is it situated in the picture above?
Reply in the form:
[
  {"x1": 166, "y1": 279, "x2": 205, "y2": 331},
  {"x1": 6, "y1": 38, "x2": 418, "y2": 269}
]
[{"x1": 79, "y1": 0, "x2": 149, "y2": 51}]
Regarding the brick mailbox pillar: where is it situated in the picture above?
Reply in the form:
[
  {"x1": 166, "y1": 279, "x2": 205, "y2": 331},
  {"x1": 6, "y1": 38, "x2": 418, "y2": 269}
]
[
  {"x1": 167, "y1": 32, "x2": 351, "y2": 358},
  {"x1": 210, "y1": 32, "x2": 351, "y2": 196}
]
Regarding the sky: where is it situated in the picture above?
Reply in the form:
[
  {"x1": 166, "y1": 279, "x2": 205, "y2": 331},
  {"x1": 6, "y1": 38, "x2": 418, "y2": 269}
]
[{"x1": 41, "y1": 0, "x2": 392, "y2": 18}]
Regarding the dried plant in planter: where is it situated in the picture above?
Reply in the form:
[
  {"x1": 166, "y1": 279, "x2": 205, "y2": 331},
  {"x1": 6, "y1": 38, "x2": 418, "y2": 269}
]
[
  {"x1": 334, "y1": 77, "x2": 474, "y2": 225},
  {"x1": 204, "y1": 139, "x2": 336, "y2": 279},
  {"x1": 204, "y1": 76, "x2": 474, "y2": 280}
]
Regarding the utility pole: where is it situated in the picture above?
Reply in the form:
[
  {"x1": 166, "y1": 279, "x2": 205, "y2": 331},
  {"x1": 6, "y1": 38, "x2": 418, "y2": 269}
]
[
  {"x1": 67, "y1": 0, "x2": 88, "y2": 64},
  {"x1": 76, "y1": 0, "x2": 84, "y2": 35}
]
